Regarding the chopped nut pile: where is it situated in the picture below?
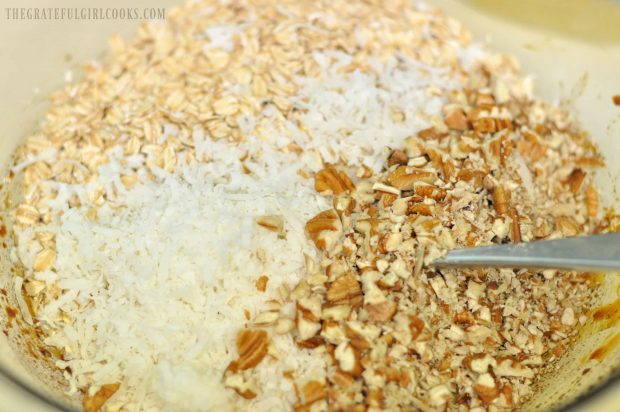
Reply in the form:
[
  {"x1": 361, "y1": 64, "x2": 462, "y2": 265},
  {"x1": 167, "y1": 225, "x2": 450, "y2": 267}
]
[{"x1": 241, "y1": 73, "x2": 606, "y2": 409}]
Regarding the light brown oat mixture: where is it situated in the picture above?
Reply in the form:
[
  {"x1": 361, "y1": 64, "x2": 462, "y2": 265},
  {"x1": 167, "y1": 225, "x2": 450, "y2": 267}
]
[{"x1": 3, "y1": 0, "x2": 608, "y2": 410}]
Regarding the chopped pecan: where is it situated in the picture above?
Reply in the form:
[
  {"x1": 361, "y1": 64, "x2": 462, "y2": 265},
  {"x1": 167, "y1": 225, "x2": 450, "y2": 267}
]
[
  {"x1": 297, "y1": 316, "x2": 321, "y2": 341},
  {"x1": 472, "y1": 117, "x2": 512, "y2": 133},
  {"x1": 236, "y1": 329, "x2": 269, "y2": 370},
  {"x1": 444, "y1": 108, "x2": 468, "y2": 130},
  {"x1": 254, "y1": 311, "x2": 278, "y2": 327},
  {"x1": 345, "y1": 323, "x2": 371, "y2": 350},
  {"x1": 331, "y1": 370, "x2": 354, "y2": 388},
  {"x1": 475, "y1": 93, "x2": 496, "y2": 106},
  {"x1": 564, "y1": 169, "x2": 586, "y2": 194},
  {"x1": 408, "y1": 203, "x2": 433, "y2": 216},
  {"x1": 457, "y1": 169, "x2": 486, "y2": 187},
  {"x1": 387, "y1": 149, "x2": 408, "y2": 166},
  {"x1": 475, "y1": 376, "x2": 499, "y2": 405},
  {"x1": 509, "y1": 208, "x2": 521, "y2": 243},
  {"x1": 305, "y1": 210, "x2": 342, "y2": 252},
  {"x1": 83, "y1": 383, "x2": 121, "y2": 412},
  {"x1": 300, "y1": 380, "x2": 326, "y2": 405},
  {"x1": 387, "y1": 166, "x2": 436, "y2": 190},
  {"x1": 367, "y1": 388, "x2": 384, "y2": 408},
  {"x1": 414, "y1": 184, "x2": 446, "y2": 201},
  {"x1": 427, "y1": 149, "x2": 455, "y2": 181},
  {"x1": 409, "y1": 315, "x2": 425, "y2": 340},
  {"x1": 491, "y1": 185, "x2": 509, "y2": 215},
  {"x1": 296, "y1": 336, "x2": 325, "y2": 349},
  {"x1": 555, "y1": 216, "x2": 580, "y2": 236},
  {"x1": 327, "y1": 274, "x2": 362, "y2": 306},
  {"x1": 334, "y1": 342, "x2": 363, "y2": 376},
  {"x1": 380, "y1": 192, "x2": 398, "y2": 208},
  {"x1": 224, "y1": 363, "x2": 258, "y2": 400},
  {"x1": 475, "y1": 384, "x2": 499, "y2": 405},
  {"x1": 365, "y1": 300, "x2": 397, "y2": 322},
  {"x1": 417, "y1": 127, "x2": 446, "y2": 140},
  {"x1": 574, "y1": 156, "x2": 605, "y2": 168},
  {"x1": 501, "y1": 385, "x2": 514, "y2": 407},
  {"x1": 453, "y1": 310, "x2": 474, "y2": 327},
  {"x1": 585, "y1": 184, "x2": 599, "y2": 218},
  {"x1": 315, "y1": 164, "x2": 355, "y2": 195},
  {"x1": 517, "y1": 139, "x2": 547, "y2": 162}
]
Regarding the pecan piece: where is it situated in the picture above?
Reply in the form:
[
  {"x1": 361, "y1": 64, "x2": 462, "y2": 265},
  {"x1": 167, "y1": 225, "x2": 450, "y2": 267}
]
[
  {"x1": 555, "y1": 216, "x2": 579, "y2": 236},
  {"x1": 472, "y1": 117, "x2": 496, "y2": 133},
  {"x1": 426, "y1": 148, "x2": 455, "y2": 181},
  {"x1": 300, "y1": 380, "x2": 326, "y2": 405},
  {"x1": 475, "y1": 93, "x2": 496, "y2": 106},
  {"x1": 387, "y1": 149, "x2": 408, "y2": 166},
  {"x1": 315, "y1": 164, "x2": 355, "y2": 195},
  {"x1": 491, "y1": 185, "x2": 509, "y2": 215},
  {"x1": 418, "y1": 127, "x2": 447, "y2": 139},
  {"x1": 585, "y1": 184, "x2": 599, "y2": 218},
  {"x1": 326, "y1": 274, "x2": 362, "y2": 306},
  {"x1": 408, "y1": 203, "x2": 433, "y2": 216},
  {"x1": 409, "y1": 315, "x2": 425, "y2": 340},
  {"x1": 474, "y1": 374, "x2": 500, "y2": 405},
  {"x1": 563, "y1": 168, "x2": 586, "y2": 194},
  {"x1": 305, "y1": 210, "x2": 342, "y2": 251},
  {"x1": 83, "y1": 383, "x2": 120, "y2": 412},
  {"x1": 365, "y1": 300, "x2": 397, "y2": 322},
  {"x1": 387, "y1": 166, "x2": 436, "y2": 190},
  {"x1": 367, "y1": 388, "x2": 384, "y2": 408},
  {"x1": 334, "y1": 342, "x2": 363, "y2": 376},
  {"x1": 501, "y1": 385, "x2": 514, "y2": 407},
  {"x1": 444, "y1": 108, "x2": 468, "y2": 130},
  {"x1": 414, "y1": 183, "x2": 446, "y2": 201},
  {"x1": 224, "y1": 363, "x2": 258, "y2": 400},
  {"x1": 457, "y1": 169, "x2": 486, "y2": 187},
  {"x1": 509, "y1": 208, "x2": 521, "y2": 242},
  {"x1": 305, "y1": 210, "x2": 343, "y2": 253},
  {"x1": 296, "y1": 336, "x2": 325, "y2": 349},
  {"x1": 331, "y1": 370, "x2": 354, "y2": 388},
  {"x1": 236, "y1": 329, "x2": 269, "y2": 370},
  {"x1": 345, "y1": 323, "x2": 370, "y2": 350}
]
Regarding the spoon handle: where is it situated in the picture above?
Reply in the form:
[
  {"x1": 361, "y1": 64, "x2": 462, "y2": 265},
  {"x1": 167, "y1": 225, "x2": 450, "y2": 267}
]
[{"x1": 431, "y1": 233, "x2": 620, "y2": 272}]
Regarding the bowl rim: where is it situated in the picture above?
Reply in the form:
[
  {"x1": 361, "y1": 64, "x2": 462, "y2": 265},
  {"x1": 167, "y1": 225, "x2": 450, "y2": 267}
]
[
  {"x1": 0, "y1": 362, "x2": 75, "y2": 411},
  {"x1": 0, "y1": 358, "x2": 618, "y2": 411}
]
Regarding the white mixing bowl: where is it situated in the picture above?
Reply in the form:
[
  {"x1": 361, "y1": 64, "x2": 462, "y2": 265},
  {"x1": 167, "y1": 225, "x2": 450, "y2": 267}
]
[{"x1": 0, "y1": 1, "x2": 619, "y2": 410}]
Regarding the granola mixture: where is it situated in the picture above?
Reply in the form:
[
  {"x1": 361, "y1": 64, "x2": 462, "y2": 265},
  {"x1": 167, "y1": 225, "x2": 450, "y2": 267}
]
[
  {"x1": 262, "y1": 109, "x2": 603, "y2": 410},
  {"x1": 3, "y1": 0, "x2": 605, "y2": 411}
]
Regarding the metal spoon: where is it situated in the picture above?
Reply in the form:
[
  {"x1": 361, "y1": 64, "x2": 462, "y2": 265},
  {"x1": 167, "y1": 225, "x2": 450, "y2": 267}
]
[{"x1": 431, "y1": 233, "x2": 620, "y2": 272}]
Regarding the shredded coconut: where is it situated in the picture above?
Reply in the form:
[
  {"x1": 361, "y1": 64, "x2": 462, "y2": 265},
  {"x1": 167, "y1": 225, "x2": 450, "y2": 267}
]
[
  {"x1": 38, "y1": 139, "x2": 330, "y2": 409},
  {"x1": 293, "y1": 54, "x2": 457, "y2": 171}
]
